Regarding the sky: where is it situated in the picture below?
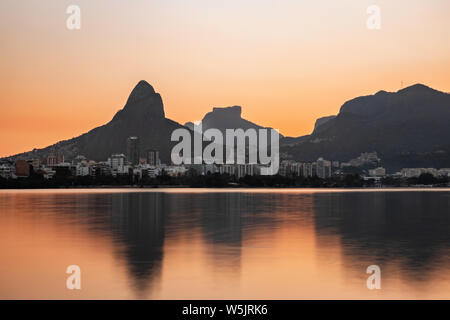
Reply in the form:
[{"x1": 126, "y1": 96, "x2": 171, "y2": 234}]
[{"x1": 1, "y1": 0, "x2": 450, "y2": 158}]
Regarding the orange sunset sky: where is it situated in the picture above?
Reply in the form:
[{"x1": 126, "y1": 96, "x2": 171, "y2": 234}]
[{"x1": 1, "y1": 0, "x2": 450, "y2": 158}]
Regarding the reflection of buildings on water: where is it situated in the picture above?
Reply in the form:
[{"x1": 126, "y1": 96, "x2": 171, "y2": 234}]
[
  {"x1": 110, "y1": 192, "x2": 166, "y2": 297},
  {"x1": 312, "y1": 192, "x2": 450, "y2": 282},
  {"x1": 199, "y1": 193, "x2": 245, "y2": 271}
]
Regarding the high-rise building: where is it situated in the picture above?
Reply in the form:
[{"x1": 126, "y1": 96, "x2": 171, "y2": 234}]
[
  {"x1": 302, "y1": 163, "x2": 313, "y2": 177},
  {"x1": 147, "y1": 149, "x2": 160, "y2": 166},
  {"x1": 126, "y1": 136, "x2": 140, "y2": 165},
  {"x1": 316, "y1": 157, "x2": 332, "y2": 179},
  {"x1": 109, "y1": 154, "x2": 126, "y2": 170}
]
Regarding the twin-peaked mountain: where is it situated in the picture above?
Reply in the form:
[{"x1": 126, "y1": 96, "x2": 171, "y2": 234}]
[
  {"x1": 8, "y1": 81, "x2": 184, "y2": 164},
  {"x1": 5, "y1": 81, "x2": 450, "y2": 171}
]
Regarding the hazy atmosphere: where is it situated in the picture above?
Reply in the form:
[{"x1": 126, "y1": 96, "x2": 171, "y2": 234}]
[
  {"x1": 1, "y1": 1, "x2": 450, "y2": 307},
  {"x1": 1, "y1": 0, "x2": 450, "y2": 157}
]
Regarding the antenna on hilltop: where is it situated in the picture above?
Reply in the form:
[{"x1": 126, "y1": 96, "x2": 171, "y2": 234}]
[{"x1": 401, "y1": 80, "x2": 403, "y2": 89}]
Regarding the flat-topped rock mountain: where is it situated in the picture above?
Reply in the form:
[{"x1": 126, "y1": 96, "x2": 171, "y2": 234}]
[{"x1": 185, "y1": 105, "x2": 283, "y2": 137}]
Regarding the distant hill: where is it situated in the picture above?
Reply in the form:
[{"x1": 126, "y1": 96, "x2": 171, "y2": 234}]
[
  {"x1": 281, "y1": 84, "x2": 450, "y2": 171},
  {"x1": 6, "y1": 81, "x2": 185, "y2": 163}
]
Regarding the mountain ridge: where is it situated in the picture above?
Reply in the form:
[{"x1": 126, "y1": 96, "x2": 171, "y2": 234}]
[
  {"x1": 3, "y1": 82, "x2": 450, "y2": 172},
  {"x1": 281, "y1": 83, "x2": 450, "y2": 171}
]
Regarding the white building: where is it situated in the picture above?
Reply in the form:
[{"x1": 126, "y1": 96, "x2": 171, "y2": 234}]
[
  {"x1": 75, "y1": 164, "x2": 90, "y2": 176},
  {"x1": 347, "y1": 152, "x2": 380, "y2": 167},
  {"x1": 399, "y1": 168, "x2": 438, "y2": 178},
  {"x1": 146, "y1": 166, "x2": 160, "y2": 178},
  {"x1": 316, "y1": 158, "x2": 332, "y2": 179},
  {"x1": 368, "y1": 167, "x2": 386, "y2": 177},
  {"x1": 437, "y1": 168, "x2": 450, "y2": 177},
  {"x1": 302, "y1": 163, "x2": 313, "y2": 178},
  {"x1": 108, "y1": 154, "x2": 126, "y2": 176},
  {"x1": 163, "y1": 166, "x2": 187, "y2": 177},
  {"x1": 0, "y1": 164, "x2": 14, "y2": 179},
  {"x1": 41, "y1": 167, "x2": 55, "y2": 179},
  {"x1": 146, "y1": 150, "x2": 160, "y2": 166}
]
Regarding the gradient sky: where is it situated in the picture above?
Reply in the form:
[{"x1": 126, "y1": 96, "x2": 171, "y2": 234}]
[{"x1": 1, "y1": 0, "x2": 449, "y2": 157}]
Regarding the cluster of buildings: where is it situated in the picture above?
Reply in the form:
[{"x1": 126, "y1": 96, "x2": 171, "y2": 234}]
[
  {"x1": 341, "y1": 152, "x2": 381, "y2": 168},
  {"x1": 395, "y1": 167, "x2": 450, "y2": 178},
  {"x1": 0, "y1": 136, "x2": 263, "y2": 181},
  {"x1": 279, "y1": 152, "x2": 450, "y2": 180},
  {"x1": 0, "y1": 150, "x2": 171, "y2": 181},
  {"x1": 1, "y1": 157, "x2": 55, "y2": 179},
  {"x1": 1, "y1": 140, "x2": 450, "y2": 182},
  {"x1": 278, "y1": 153, "x2": 385, "y2": 179},
  {"x1": 0, "y1": 155, "x2": 263, "y2": 181},
  {"x1": 279, "y1": 158, "x2": 335, "y2": 179}
]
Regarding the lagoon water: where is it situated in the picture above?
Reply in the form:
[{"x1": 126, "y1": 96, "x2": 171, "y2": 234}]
[{"x1": 0, "y1": 189, "x2": 449, "y2": 299}]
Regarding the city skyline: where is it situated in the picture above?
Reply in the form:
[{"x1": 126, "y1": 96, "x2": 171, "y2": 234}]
[
  {"x1": 1, "y1": 1, "x2": 450, "y2": 157},
  {"x1": 2, "y1": 1, "x2": 450, "y2": 305}
]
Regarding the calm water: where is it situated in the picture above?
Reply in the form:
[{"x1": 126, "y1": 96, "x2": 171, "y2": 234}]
[{"x1": 0, "y1": 189, "x2": 449, "y2": 299}]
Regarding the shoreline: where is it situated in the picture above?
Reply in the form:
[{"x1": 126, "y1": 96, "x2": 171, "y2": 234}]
[{"x1": 1, "y1": 185, "x2": 449, "y2": 191}]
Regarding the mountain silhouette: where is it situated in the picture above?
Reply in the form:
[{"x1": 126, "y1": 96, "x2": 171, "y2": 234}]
[
  {"x1": 5, "y1": 81, "x2": 450, "y2": 171},
  {"x1": 185, "y1": 105, "x2": 283, "y2": 137},
  {"x1": 8, "y1": 81, "x2": 184, "y2": 163},
  {"x1": 312, "y1": 115, "x2": 336, "y2": 134},
  {"x1": 281, "y1": 84, "x2": 450, "y2": 171}
]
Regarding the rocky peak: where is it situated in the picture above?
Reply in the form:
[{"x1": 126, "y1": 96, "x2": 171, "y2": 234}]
[{"x1": 118, "y1": 80, "x2": 165, "y2": 119}]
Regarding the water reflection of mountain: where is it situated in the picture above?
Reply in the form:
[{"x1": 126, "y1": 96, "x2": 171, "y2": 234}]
[
  {"x1": 162, "y1": 193, "x2": 246, "y2": 272},
  {"x1": 67, "y1": 190, "x2": 450, "y2": 296},
  {"x1": 163, "y1": 192, "x2": 314, "y2": 272},
  {"x1": 313, "y1": 192, "x2": 450, "y2": 281},
  {"x1": 108, "y1": 192, "x2": 248, "y2": 292},
  {"x1": 109, "y1": 192, "x2": 267, "y2": 295},
  {"x1": 110, "y1": 193, "x2": 166, "y2": 297},
  {"x1": 10, "y1": 190, "x2": 450, "y2": 298}
]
